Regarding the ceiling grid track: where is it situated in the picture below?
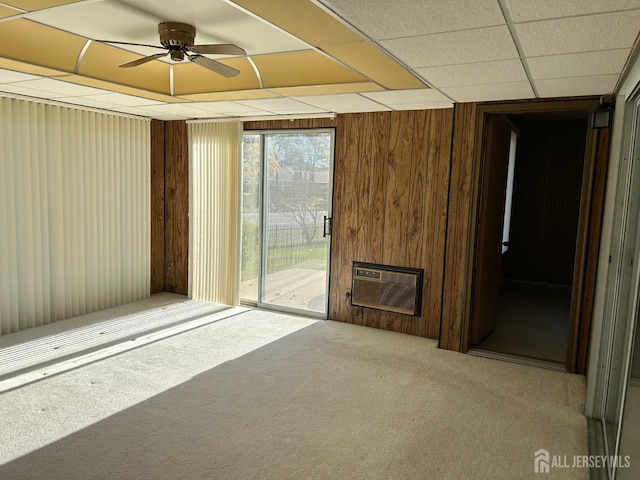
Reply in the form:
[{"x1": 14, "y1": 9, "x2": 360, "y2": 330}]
[
  {"x1": 246, "y1": 56, "x2": 263, "y2": 89},
  {"x1": 497, "y1": 0, "x2": 539, "y2": 98},
  {"x1": 169, "y1": 64, "x2": 174, "y2": 96},
  {"x1": 74, "y1": 39, "x2": 91, "y2": 74}
]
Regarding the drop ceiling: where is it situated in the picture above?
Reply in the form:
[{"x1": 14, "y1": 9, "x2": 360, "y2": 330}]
[{"x1": 0, "y1": 0, "x2": 638, "y2": 120}]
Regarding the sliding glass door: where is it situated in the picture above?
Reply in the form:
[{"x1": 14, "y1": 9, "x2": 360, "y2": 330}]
[
  {"x1": 240, "y1": 129, "x2": 334, "y2": 317},
  {"x1": 595, "y1": 91, "x2": 640, "y2": 479}
]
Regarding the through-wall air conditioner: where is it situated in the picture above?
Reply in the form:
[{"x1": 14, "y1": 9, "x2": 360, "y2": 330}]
[{"x1": 351, "y1": 262, "x2": 423, "y2": 316}]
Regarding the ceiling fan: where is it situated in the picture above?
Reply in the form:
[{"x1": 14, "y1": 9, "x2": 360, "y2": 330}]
[{"x1": 98, "y1": 22, "x2": 246, "y2": 77}]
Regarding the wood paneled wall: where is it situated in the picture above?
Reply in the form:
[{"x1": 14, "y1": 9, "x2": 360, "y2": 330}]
[
  {"x1": 245, "y1": 111, "x2": 454, "y2": 339},
  {"x1": 148, "y1": 100, "x2": 609, "y2": 374},
  {"x1": 244, "y1": 118, "x2": 335, "y2": 130},
  {"x1": 150, "y1": 120, "x2": 165, "y2": 294},
  {"x1": 573, "y1": 126, "x2": 611, "y2": 374},
  {"x1": 440, "y1": 103, "x2": 478, "y2": 350},
  {"x1": 150, "y1": 120, "x2": 189, "y2": 295},
  {"x1": 329, "y1": 109, "x2": 454, "y2": 339}
]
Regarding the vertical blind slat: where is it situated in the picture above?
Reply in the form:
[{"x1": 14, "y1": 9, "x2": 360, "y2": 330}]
[
  {"x1": 188, "y1": 121, "x2": 242, "y2": 305},
  {"x1": 0, "y1": 96, "x2": 151, "y2": 336}
]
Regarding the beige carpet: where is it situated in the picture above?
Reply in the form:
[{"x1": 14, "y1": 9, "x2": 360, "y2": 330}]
[
  {"x1": 0, "y1": 302, "x2": 588, "y2": 479},
  {"x1": 477, "y1": 282, "x2": 570, "y2": 364}
]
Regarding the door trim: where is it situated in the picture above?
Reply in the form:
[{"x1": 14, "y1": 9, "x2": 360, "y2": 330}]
[{"x1": 460, "y1": 98, "x2": 610, "y2": 374}]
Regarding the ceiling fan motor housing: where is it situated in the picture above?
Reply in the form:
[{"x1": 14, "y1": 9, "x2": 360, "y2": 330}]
[{"x1": 159, "y1": 22, "x2": 196, "y2": 48}]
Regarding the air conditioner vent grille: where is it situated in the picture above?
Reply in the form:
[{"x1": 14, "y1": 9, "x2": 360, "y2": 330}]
[{"x1": 351, "y1": 262, "x2": 423, "y2": 316}]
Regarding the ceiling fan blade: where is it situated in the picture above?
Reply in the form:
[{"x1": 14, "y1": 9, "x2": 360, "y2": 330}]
[
  {"x1": 120, "y1": 52, "x2": 168, "y2": 68},
  {"x1": 96, "y1": 40, "x2": 165, "y2": 50},
  {"x1": 190, "y1": 44, "x2": 246, "y2": 56},
  {"x1": 189, "y1": 54, "x2": 240, "y2": 77}
]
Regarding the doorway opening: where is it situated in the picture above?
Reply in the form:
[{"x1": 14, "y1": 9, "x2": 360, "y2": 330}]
[{"x1": 469, "y1": 110, "x2": 590, "y2": 367}]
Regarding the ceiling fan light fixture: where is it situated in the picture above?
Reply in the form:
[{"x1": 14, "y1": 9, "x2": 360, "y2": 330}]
[
  {"x1": 170, "y1": 50, "x2": 185, "y2": 62},
  {"x1": 159, "y1": 22, "x2": 195, "y2": 49},
  {"x1": 107, "y1": 21, "x2": 245, "y2": 77}
]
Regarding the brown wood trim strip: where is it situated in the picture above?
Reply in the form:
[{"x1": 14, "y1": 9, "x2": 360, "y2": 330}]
[{"x1": 150, "y1": 119, "x2": 166, "y2": 294}]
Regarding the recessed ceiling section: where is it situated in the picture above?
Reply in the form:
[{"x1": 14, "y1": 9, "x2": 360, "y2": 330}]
[
  {"x1": 27, "y1": 0, "x2": 309, "y2": 57},
  {"x1": 251, "y1": 50, "x2": 366, "y2": 89},
  {"x1": 0, "y1": 5, "x2": 21, "y2": 18},
  {"x1": 231, "y1": 0, "x2": 427, "y2": 90},
  {"x1": 0, "y1": 19, "x2": 86, "y2": 73},
  {"x1": 172, "y1": 60, "x2": 259, "y2": 96},
  {"x1": 77, "y1": 41, "x2": 170, "y2": 94},
  {"x1": 0, "y1": 0, "x2": 432, "y2": 109},
  {"x1": 321, "y1": 41, "x2": 425, "y2": 90}
]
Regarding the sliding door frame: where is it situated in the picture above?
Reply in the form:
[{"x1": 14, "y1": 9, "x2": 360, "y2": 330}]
[{"x1": 244, "y1": 128, "x2": 335, "y2": 319}]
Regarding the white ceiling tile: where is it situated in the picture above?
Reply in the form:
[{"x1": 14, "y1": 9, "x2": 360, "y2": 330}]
[
  {"x1": 391, "y1": 101, "x2": 454, "y2": 111},
  {"x1": 441, "y1": 81, "x2": 535, "y2": 102},
  {"x1": 516, "y1": 11, "x2": 640, "y2": 57},
  {"x1": 534, "y1": 75, "x2": 618, "y2": 98},
  {"x1": 416, "y1": 59, "x2": 527, "y2": 88},
  {"x1": 11, "y1": 78, "x2": 106, "y2": 97},
  {"x1": 0, "y1": 83, "x2": 68, "y2": 99},
  {"x1": 320, "y1": 0, "x2": 505, "y2": 39},
  {"x1": 56, "y1": 96, "x2": 118, "y2": 109},
  {"x1": 106, "y1": 106, "x2": 166, "y2": 117},
  {"x1": 293, "y1": 94, "x2": 390, "y2": 113},
  {"x1": 0, "y1": 69, "x2": 42, "y2": 84},
  {"x1": 361, "y1": 90, "x2": 454, "y2": 109},
  {"x1": 382, "y1": 26, "x2": 519, "y2": 68},
  {"x1": 190, "y1": 101, "x2": 272, "y2": 116},
  {"x1": 146, "y1": 114, "x2": 190, "y2": 120},
  {"x1": 361, "y1": 88, "x2": 450, "y2": 104},
  {"x1": 141, "y1": 103, "x2": 212, "y2": 115},
  {"x1": 504, "y1": 0, "x2": 640, "y2": 23},
  {"x1": 528, "y1": 49, "x2": 631, "y2": 80},
  {"x1": 186, "y1": 111, "x2": 230, "y2": 119},
  {"x1": 81, "y1": 93, "x2": 163, "y2": 107},
  {"x1": 236, "y1": 98, "x2": 325, "y2": 114}
]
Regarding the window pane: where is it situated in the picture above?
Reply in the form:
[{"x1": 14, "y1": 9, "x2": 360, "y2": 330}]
[
  {"x1": 240, "y1": 134, "x2": 260, "y2": 302},
  {"x1": 262, "y1": 133, "x2": 330, "y2": 313}
]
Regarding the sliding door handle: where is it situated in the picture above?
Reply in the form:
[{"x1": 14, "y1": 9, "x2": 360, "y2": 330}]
[{"x1": 323, "y1": 216, "x2": 332, "y2": 237}]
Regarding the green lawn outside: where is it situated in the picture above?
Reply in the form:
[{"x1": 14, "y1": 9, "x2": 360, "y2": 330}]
[{"x1": 241, "y1": 242, "x2": 327, "y2": 282}]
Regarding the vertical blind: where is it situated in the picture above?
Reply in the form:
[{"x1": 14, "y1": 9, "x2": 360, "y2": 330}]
[
  {"x1": 0, "y1": 96, "x2": 150, "y2": 335},
  {"x1": 188, "y1": 120, "x2": 242, "y2": 305}
]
